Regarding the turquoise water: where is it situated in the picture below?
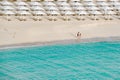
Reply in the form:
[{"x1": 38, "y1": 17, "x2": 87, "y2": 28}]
[{"x1": 0, "y1": 41, "x2": 120, "y2": 80}]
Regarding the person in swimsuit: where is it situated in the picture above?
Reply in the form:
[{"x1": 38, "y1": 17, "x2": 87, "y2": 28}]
[{"x1": 76, "y1": 32, "x2": 81, "y2": 40}]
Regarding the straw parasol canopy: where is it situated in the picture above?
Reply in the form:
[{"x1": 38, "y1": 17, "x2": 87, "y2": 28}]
[
  {"x1": 57, "y1": 2, "x2": 70, "y2": 7},
  {"x1": 61, "y1": 11, "x2": 75, "y2": 15},
  {"x1": 100, "y1": 6, "x2": 114, "y2": 11},
  {"x1": 70, "y1": 2, "x2": 83, "y2": 7},
  {"x1": 16, "y1": 6, "x2": 30, "y2": 11},
  {"x1": 29, "y1": 2, "x2": 42, "y2": 6},
  {"x1": 32, "y1": 11, "x2": 46, "y2": 16},
  {"x1": 83, "y1": 0, "x2": 94, "y2": 2},
  {"x1": 30, "y1": 6, "x2": 45, "y2": 11},
  {"x1": 0, "y1": 1, "x2": 13, "y2": 6},
  {"x1": 17, "y1": 11, "x2": 31, "y2": 16},
  {"x1": 113, "y1": 2, "x2": 120, "y2": 7},
  {"x1": 115, "y1": 6, "x2": 120, "y2": 10},
  {"x1": 104, "y1": 11, "x2": 116, "y2": 15},
  {"x1": 43, "y1": 2, "x2": 56, "y2": 6},
  {"x1": 87, "y1": 6, "x2": 100, "y2": 10},
  {"x1": 76, "y1": 11, "x2": 88, "y2": 15},
  {"x1": 57, "y1": 0, "x2": 67, "y2": 1},
  {"x1": 73, "y1": 6, "x2": 86, "y2": 11},
  {"x1": 0, "y1": 6, "x2": 14, "y2": 10},
  {"x1": 2, "y1": 11, "x2": 15, "y2": 16},
  {"x1": 97, "y1": 2, "x2": 109, "y2": 6},
  {"x1": 59, "y1": 6, "x2": 72, "y2": 11},
  {"x1": 15, "y1": 1, "x2": 28, "y2": 6},
  {"x1": 45, "y1": 6, "x2": 59, "y2": 11},
  {"x1": 89, "y1": 11, "x2": 102, "y2": 15},
  {"x1": 70, "y1": 0, "x2": 80, "y2": 2},
  {"x1": 47, "y1": 11, "x2": 60, "y2": 15},
  {"x1": 85, "y1": 2, "x2": 96, "y2": 6},
  {"x1": 96, "y1": 0, "x2": 106, "y2": 2}
]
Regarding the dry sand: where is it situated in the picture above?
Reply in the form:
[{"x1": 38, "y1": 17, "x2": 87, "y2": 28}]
[{"x1": 0, "y1": 19, "x2": 120, "y2": 46}]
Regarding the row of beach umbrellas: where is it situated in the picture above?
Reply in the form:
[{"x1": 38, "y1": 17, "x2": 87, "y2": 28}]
[
  {"x1": 0, "y1": 1, "x2": 119, "y2": 16},
  {"x1": 0, "y1": 10, "x2": 117, "y2": 16}
]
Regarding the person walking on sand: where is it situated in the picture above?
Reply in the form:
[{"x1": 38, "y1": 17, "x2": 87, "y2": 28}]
[{"x1": 76, "y1": 32, "x2": 81, "y2": 40}]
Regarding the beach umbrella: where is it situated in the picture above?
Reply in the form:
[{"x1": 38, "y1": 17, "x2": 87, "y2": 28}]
[
  {"x1": 57, "y1": 2, "x2": 70, "y2": 7},
  {"x1": 57, "y1": 0, "x2": 67, "y2": 1},
  {"x1": 115, "y1": 6, "x2": 120, "y2": 10},
  {"x1": 96, "y1": 0, "x2": 106, "y2": 2},
  {"x1": 100, "y1": 6, "x2": 114, "y2": 11},
  {"x1": 0, "y1": 1, "x2": 13, "y2": 6},
  {"x1": 97, "y1": 2, "x2": 109, "y2": 6},
  {"x1": 47, "y1": 11, "x2": 60, "y2": 15},
  {"x1": 74, "y1": 6, "x2": 86, "y2": 10},
  {"x1": 76, "y1": 11, "x2": 88, "y2": 15},
  {"x1": 32, "y1": 11, "x2": 46, "y2": 15},
  {"x1": 2, "y1": 11, "x2": 15, "y2": 15},
  {"x1": 89, "y1": 11, "x2": 102, "y2": 15},
  {"x1": 45, "y1": 6, "x2": 59, "y2": 11},
  {"x1": 0, "y1": 6, "x2": 14, "y2": 10},
  {"x1": 83, "y1": 0, "x2": 93, "y2": 2},
  {"x1": 59, "y1": 6, "x2": 72, "y2": 10},
  {"x1": 16, "y1": 6, "x2": 30, "y2": 11},
  {"x1": 87, "y1": 6, "x2": 100, "y2": 10},
  {"x1": 44, "y1": 0, "x2": 54, "y2": 2},
  {"x1": 113, "y1": 2, "x2": 120, "y2": 7},
  {"x1": 29, "y1": 2, "x2": 42, "y2": 6},
  {"x1": 15, "y1": 1, "x2": 28, "y2": 6},
  {"x1": 17, "y1": 11, "x2": 31, "y2": 15},
  {"x1": 30, "y1": 6, "x2": 45, "y2": 11},
  {"x1": 70, "y1": 2, "x2": 83, "y2": 7},
  {"x1": 109, "y1": 0, "x2": 119, "y2": 2},
  {"x1": 43, "y1": 2, "x2": 56, "y2": 6},
  {"x1": 85, "y1": 2, "x2": 96, "y2": 6},
  {"x1": 61, "y1": 11, "x2": 75, "y2": 15},
  {"x1": 105, "y1": 11, "x2": 116, "y2": 15},
  {"x1": 70, "y1": 0, "x2": 80, "y2": 2}
]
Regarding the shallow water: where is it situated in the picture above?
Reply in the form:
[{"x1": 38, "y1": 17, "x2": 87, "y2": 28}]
[{"x1": 0, "y1": 41, "x2": 120, "y2": 80}]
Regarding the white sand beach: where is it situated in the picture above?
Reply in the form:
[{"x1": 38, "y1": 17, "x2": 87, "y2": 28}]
[{"x1": 0, "y1": 19, "x2": 120, "y2": 46}]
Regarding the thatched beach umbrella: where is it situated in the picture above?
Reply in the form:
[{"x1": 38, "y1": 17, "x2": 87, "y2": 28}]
[
  {"x1": 3, "y1": 11, "x2": 15, "y2": 16},
  {"x1": 17, "y1": 11, "x2": 31, "y2": 21},
  {"x1": 2, "y1": 11, "x2": 15, "y2": 21},
  {"x1": 57, "y1": 2, "x2": 70, "y2": 7},
  {"x1": 73, "y1": 6, "x2": 86, "y2": 11},
  {"x1": 43, "y1": 1, "x2": 56, "y2": 7},
  {"x1": 45, "y1": 6, "x2": 59, "y2": 11},
  {"x1": 30, "y1": 6, "x2": 45, "y2": 11},
  {"x1": 29, "y1": 2, "x2": 42, "y2": 6},
  {"x1": 83, "y1": 0, "x2": 94, "y2": 2},
  {"x1": 89, "y1": 11, "x2": 102, "y2": 20},
  {"x1": 86, "y1": 6, "x2": 100, "y2": 11},
  {"x1": 15, "y1": 1, "x2": 28, "y2": 6},
  {"x1": 76, "y1": 10, "x2": 88, "y2": 16},
  {"x1": 70, "y1": 2, "x2": 83, "y2": 7},
  {"x1": 0, "y1": 1, "x2": 13, "y2": 6},
  {"x1": 47, "y1": 11, "x2": 60, "y2": 16},
  {"x1": 32, "y1": 11, "x2": 46, "y2": 21},
  {"x1": 16, "y1": 6, "x2": 30, "y2": 11},
  {"x1": 18, "y1": 11, "x2": 31, "y2": 16},
  {"x1": 61, "y1": 11, "x2": 75, "y2": 16},
  {"x1": 104, "y1": 10, "x2": 116, "y2": 20},
  {"x1": 0, "y1": 6, "x2": 14, "y2": 11},
  {"x1": 75, "y1": 11, "x2": 88, "y2": 20},
  {"x1": 70, "y1": 0, "x2": 80, "y2": 2},
  {"x1": 59, "y1": 6, "x2": 72, "y2": 11},
  {"x1": 32, "y1": 11, "x2": 46, "y2": 16},
  {"x1": 97, "y1": 2, "x2": 109, "y2": 7},
  {"x1": 60, "y1": 11, "x2": 75, "y2": 21}
]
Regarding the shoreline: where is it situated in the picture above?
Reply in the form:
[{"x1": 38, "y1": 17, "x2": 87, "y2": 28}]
[{"x1": 0, "y1": 36, "x2": 120, "y2": 50}]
